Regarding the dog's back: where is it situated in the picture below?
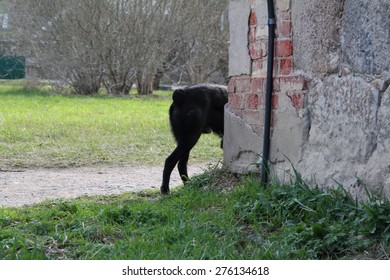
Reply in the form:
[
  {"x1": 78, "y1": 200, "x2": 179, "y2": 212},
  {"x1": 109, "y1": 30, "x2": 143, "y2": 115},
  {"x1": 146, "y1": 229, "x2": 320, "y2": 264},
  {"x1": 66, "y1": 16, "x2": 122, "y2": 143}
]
[
  {"x1": 170, "y1": 84, "x2": 227, "y2": 141},
  {"x1": 172, "y1": 84, "x2": 227, "y2": 106}
]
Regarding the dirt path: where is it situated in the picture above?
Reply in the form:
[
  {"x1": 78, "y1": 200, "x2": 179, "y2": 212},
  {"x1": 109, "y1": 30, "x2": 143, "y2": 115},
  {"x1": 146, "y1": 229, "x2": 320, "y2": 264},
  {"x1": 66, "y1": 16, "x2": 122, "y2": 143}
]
[{"x1": 0, "y1": 165, "x2": 205, "y2": 207}]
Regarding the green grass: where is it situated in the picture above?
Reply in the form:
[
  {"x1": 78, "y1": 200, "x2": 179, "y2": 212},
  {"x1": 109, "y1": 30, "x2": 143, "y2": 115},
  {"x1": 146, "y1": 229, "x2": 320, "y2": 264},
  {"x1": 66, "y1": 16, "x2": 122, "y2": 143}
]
[
  {"x1": 0, "y1": 81, "x2": 389, "y2": 260},
  {"x1": 0, "y1": 85, "x2": 222, "y2": 168},
  {"x1": 0, "y1": 167, "x2": 389, "y2": 260}
]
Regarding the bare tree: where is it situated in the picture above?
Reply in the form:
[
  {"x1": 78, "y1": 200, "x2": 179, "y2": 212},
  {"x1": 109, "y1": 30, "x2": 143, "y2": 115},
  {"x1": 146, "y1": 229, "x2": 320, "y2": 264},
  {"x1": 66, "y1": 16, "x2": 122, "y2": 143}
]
[
  {"x1": 7, "y1": 0, "x2": 104, "y2": 94},
  {"x1": 7, "y1": 0, "x2": 229, "y2": 95},
  {"x1": 172, "y1": 0, "x2": 229, "y2": 85},
  {"x1": 148, "y1": 0, "x2": 230, "y2": 87},
  {"x1": 129, "y1": 0, "x2": 189, "y2": 94}
]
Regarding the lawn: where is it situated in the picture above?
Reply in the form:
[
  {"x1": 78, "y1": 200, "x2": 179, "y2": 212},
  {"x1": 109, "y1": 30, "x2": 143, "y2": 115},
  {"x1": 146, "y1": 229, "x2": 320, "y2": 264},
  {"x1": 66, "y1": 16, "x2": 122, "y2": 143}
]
[
  {"x1": 0, "y1": 81, "x2": 389, "y2": 260},
  {"x1": 0, "y1": 84, "x2": 222, "y2": 168}
]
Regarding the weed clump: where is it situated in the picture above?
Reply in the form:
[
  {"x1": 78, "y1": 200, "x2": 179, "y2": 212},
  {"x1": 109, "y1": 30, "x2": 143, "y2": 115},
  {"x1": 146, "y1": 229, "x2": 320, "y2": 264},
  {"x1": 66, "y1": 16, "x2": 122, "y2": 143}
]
[{"x1": 232, "y1": 173, "x2": 390, "y2": 259}]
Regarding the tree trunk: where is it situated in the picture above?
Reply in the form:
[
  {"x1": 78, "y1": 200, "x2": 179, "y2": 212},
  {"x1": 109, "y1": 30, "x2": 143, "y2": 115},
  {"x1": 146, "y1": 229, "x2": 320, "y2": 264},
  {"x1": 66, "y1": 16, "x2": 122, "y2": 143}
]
[
  {"x1": 153, "y1": 71, "x2": 164, "y2": 90},
  {"x1": 70, "y1": 72, "x2": 102, "y2": 95},
  {"x1": 104, "y1": 82, "x2": 133, "y2": 96},
  {"x1": 136, "y1": 71, "x2": 154, "y2": 95},
  {"x1": 136, "y1": 80, "x2": 153, "y2": 95}
]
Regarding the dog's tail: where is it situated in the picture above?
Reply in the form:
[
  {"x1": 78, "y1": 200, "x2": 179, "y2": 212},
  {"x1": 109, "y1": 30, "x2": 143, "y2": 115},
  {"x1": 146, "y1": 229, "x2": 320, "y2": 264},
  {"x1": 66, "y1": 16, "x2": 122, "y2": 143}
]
[{"x1": 172, "y1": 88, "x2": 186, "y2": 106}]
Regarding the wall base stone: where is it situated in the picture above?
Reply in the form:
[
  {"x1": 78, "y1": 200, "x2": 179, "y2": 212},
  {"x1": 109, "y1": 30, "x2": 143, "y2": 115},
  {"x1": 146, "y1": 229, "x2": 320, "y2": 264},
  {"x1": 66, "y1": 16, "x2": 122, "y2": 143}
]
[
  {"x1": 223, "y1": 107, "x2": 262, "y2": 173},
  {"x1": 297, "y1": 75, "x2": 390, "y2": 198}
]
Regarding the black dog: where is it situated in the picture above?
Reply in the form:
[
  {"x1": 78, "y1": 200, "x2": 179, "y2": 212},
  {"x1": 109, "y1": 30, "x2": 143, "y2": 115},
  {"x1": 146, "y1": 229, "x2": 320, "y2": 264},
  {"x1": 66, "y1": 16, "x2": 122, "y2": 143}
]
[{"x1": 161, "y1": 84, "x2": 228, "y2": 194}]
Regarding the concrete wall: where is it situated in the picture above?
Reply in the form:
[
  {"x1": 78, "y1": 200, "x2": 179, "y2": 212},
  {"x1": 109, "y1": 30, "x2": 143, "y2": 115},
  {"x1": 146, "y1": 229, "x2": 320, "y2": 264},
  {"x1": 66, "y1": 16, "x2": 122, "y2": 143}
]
[{"x1": 225, "y1": 0, "x2": 390, "y2": 198}]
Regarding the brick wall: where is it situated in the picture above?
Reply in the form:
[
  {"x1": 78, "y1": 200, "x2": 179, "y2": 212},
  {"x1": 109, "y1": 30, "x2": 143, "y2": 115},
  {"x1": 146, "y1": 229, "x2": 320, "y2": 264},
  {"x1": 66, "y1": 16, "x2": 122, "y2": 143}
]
[
  {"x1": 226, "y1": 0, "x2": 390, "y2": 198},
  {"x1": 227, "y1": 0, "x2": 306, "y2": 137}
]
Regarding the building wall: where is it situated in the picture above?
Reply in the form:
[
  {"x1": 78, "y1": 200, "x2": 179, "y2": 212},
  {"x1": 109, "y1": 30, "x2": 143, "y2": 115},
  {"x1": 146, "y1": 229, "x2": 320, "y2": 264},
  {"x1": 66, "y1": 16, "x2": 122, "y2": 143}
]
[{"x1": 224, "y1": 0, "x2": 390, "y2": 198}]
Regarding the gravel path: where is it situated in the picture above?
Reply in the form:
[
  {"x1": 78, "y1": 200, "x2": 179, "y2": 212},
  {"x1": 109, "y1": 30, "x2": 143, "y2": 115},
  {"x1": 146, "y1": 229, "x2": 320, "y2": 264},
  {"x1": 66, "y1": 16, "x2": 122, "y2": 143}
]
[{"x1": 0, "y1": 165, "x2": 205, "y2": 207}]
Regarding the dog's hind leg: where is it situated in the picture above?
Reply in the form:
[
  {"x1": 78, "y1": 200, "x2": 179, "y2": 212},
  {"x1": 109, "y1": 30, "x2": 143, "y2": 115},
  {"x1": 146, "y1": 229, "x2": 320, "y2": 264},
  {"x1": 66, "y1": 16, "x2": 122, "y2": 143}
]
[
  {"x1": 178, "y1": 151, "x2": 190, "y2": 183},
  {"x1": 161, "y1": 147, "x2": 182, "y2": 194},
  {"x1": 161, "y1": 133, "x2": 201, "y2": 194}
]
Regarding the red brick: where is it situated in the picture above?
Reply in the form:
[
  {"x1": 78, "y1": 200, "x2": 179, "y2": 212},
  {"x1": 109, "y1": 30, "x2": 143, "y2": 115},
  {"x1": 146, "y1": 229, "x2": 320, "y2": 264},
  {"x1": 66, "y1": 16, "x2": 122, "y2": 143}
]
[
  {"x1": 271, "y1": 94, "x2": 279, "y2": 110},
  {"x1": 275, "y1": 39, "x2": 293, "y2": 57},
  {"x1": 251, "y1": 77, "x2": 265, "y2": 93},
  {"x1": 287, "y1": 91, "x2": 306, "y2": 109},
  {"x1": 276, "y1": 20, "x2": 292, "y2": 38},
  {"x1": 249, "y1": 26, "x2": 257, "y2": 43},
  {"x1": 235, "y1": 76, "x2": 252, "y2": 93},
  {"x1": 278, "y1": 10, "x2": 291, "y2": 21},
  {"x1": 258, "y1": 93, "x2": 266, "y2": 106},
  {"x1": 227, "y1": 78, "x2": 236, "y2": 93},
  {"x1": 249, "y1": 42, "x2": 263, "y2": 60},
  {"x1": 279, "y1": 58, "x2": 292, "y2": 75},
  {"x1": 272, "y1": 77, "x2": 280, "y2": 92},
  {"x1": 246, "y1": 93, "x2": 259, "y2": 110},
  {"x1": 252, "y1": 59, "x2": 261, "y2": 72},
  {"x1": 252, "y1": 59, "x2": 265, "y2": 75},
  {"x1": 249, "y1": 9, "x2": 257, "y2": 26},
  {"x1": 228, "y1": 93, "x2": 243, "y2": 110}
]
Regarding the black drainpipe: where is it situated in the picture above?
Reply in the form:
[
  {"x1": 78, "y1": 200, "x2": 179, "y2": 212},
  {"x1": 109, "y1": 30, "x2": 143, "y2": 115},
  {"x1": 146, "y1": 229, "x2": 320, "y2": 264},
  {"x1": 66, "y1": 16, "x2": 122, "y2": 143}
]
[{"x1": 261, "y1": 0, "x2": 276, "y2": 185}]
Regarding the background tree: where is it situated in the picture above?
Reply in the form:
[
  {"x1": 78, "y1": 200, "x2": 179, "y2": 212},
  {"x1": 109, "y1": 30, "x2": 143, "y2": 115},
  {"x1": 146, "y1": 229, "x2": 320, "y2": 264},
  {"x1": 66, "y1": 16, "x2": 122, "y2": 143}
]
[
  {"x1": 8, "y1": 0, "x2": 104, "y2": 94},
  {"x1": 175, "y1": 0, "x2": 229, "y2": 85},
  {"x1": 7, "y1": 0, "x2": 229, "y2": 95}
]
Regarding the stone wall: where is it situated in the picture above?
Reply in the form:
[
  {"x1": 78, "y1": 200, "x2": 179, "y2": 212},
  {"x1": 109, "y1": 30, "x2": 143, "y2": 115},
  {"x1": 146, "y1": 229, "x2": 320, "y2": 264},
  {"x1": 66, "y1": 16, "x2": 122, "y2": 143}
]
[{"x1": 224, "y1": 0, "x2": 390, "y2": 198}]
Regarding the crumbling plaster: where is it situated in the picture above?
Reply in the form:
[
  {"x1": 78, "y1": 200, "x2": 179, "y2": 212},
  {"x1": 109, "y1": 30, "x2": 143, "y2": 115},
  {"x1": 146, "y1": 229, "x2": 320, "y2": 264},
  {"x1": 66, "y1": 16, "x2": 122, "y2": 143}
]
[
  {"x1": 292, "y1": 0, "x2": 390, "y2": 196},
  {"x1": 225, "y1": 0, "x2": 390, "y2": 198}
]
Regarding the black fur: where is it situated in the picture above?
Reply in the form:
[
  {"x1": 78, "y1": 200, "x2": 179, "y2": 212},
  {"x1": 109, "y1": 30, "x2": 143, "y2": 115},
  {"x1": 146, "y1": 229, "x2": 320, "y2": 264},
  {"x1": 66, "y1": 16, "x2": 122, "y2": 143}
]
[{"x1": 161, "y1": 84, "x2": 228, "y2": 194}]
